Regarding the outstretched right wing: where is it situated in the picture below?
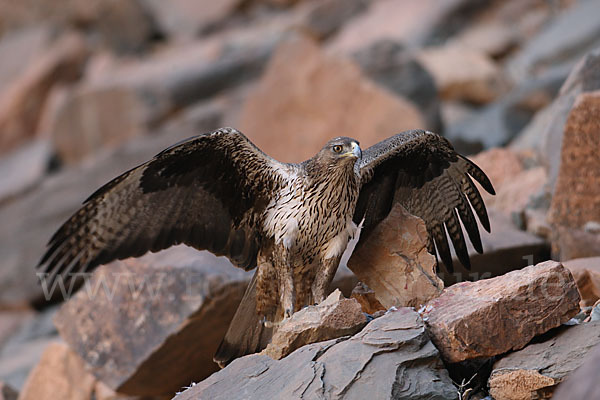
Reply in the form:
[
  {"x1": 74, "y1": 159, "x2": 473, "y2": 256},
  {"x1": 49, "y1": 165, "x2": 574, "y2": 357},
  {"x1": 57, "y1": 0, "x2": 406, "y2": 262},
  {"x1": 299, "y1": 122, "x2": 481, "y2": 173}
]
[{"x1": 38, "y1": 127, "x2": 282, "y2": 286}]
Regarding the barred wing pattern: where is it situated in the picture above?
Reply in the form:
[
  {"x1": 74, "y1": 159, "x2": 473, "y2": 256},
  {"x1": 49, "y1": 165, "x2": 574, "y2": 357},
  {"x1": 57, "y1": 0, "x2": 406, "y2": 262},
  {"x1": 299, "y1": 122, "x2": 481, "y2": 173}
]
[{"x1": 354, "y1": 129, "x2": 495, "y2": 271}]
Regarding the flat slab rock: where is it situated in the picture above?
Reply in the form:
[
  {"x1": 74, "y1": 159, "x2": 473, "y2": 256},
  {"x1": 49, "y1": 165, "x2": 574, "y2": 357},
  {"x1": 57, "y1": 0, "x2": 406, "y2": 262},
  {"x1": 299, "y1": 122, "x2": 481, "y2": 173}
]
[
  {"x1": 489, "y1": 322, "x2": 600, "y2": 400},
  {"x1": 174, "y1": 308, "x2": 458, "y2": 400},
  {"x1": 552, "y1": 341, "x2": 600, "y2": 400},
  {"x1": 421, "y1": 261, "x2": 580, "y2": 363}
]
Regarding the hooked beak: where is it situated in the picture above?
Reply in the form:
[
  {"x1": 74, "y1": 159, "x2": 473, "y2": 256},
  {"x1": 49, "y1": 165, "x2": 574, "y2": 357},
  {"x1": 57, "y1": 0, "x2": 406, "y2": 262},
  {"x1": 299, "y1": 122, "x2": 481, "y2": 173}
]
[{"x1": 351, "y1": 141, "x2": 362, "y2": 159}]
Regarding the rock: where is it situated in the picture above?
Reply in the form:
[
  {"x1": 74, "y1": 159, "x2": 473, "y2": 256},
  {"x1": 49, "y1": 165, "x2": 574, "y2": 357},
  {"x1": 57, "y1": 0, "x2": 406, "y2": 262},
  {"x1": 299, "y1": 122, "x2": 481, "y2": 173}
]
[
  {"x1": 263, "y1": 290, "x2": 367, "y2": 360},
  {"x1": 0, "y1": 307, "x2": 60, "y2": 390},
  {"x1": 0, "y1": 32, "x2": 88, "y2": 154},
  {"x1": 451, "y1": 21, "x2": 518, "y2": 59},
  {"x1": 240, "y1": 33, "x2": 425, "y2": 163},
  {"x1": 300, "y1": 0, "x2": 368, "y2": 41},
  {"x1": 53, "y1": 246, "x2": 251, "y2": 396},
  {"x1": 507, "y1": 0, "x2": 600, "y2": 83},
  {"x1": 488, "y1": 322, "x2": 600, "y2": 400},
  {"x1": 552, "y1": 343, "x2": 600, "y2": 400},
  {"x1": 174, "y1": 307, "x2": 458, "y2": 400},
  {"x1": 141, "y1": 0, "x2": 242, "y2": 39},
  {"x1": 422, "y1": 261, "x2": 581, "y2": 363},
  {"x1": 0, "y1": 26, "x2": 51, "y2": 95},
  {"x1": 352, "y1": 39, "x2": 442, "y2": 132},
  {"x1": 513, "y1": 47, "x2": 600, "y2": 188},
  {"x1": 328, "y1": 0, "x2": 486, "y2": 55},
  {"x1": 0, "y1": 382, "x2": 18, "y2": 400},
  {"x1": 563, "y1": 257, "x2": 600, "y2": 307},
  {"x1": 469, "y1": 148, "x2": 547, "y2": 216},
  {"x1": 546, "y1": 89, "x2": 600, "y2": 260},
  {"x1": 347, "y1": 203, "x2": 443, "y2": 309},
  {"x1": 49, "y1": 87, "x2": 155, "y2": 164},
  {"x1": 417, "y1": 44, "x2": 506, "y2": 104},
  {"x1": 443, "y1": 209, "x2": 550, "y2": 286},
  {"x1": 0, "y1": 140, "x2": 51, "y2": 205},
  {"x1": 548, "y1": 91, "x2": 600, "y2": 245},
  {"x1": 0, "y1": 311, "x2": 34, "y2": 351},
  {"x1": 448, "y1": 67, "x2": 567, "y2": 153},
  {"x1": 350, "y1": 282, "x2": 385, "y2": 315},
  {"x1": 18, "y1": 342, "x2": 96, "y2": 400},
  {"x1": 0, "y1": 101, "x2": 222, "y2": 308}
]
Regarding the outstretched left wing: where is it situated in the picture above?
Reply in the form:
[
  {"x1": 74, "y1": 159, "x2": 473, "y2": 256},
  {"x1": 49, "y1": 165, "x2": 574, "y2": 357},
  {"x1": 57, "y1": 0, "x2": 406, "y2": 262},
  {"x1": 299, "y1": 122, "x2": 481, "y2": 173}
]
[{"x1": 354, "y1": 129, "x2": 495, "y2": 271}]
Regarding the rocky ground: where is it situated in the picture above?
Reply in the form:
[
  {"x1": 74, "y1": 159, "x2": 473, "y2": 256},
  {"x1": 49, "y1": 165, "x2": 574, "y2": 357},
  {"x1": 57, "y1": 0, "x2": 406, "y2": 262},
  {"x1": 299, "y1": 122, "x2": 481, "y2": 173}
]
[{"x1": 0, "y1": 0, "x2": 599, "y2": 399}]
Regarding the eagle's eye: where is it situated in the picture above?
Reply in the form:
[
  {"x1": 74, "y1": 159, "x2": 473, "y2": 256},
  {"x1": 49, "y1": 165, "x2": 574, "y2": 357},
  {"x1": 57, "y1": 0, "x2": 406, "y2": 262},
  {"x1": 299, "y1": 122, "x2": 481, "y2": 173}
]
[{"x1": 332, "y1": 145, "x2": 343, "y2": 154}]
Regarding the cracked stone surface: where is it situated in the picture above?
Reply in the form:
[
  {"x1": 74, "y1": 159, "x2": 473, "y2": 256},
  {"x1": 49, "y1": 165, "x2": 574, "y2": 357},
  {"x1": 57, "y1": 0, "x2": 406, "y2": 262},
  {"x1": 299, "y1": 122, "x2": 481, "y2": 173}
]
[
  {"x1": 422, "y1": 261, "x2": 581, "y2": 363},
  {"x1": 173, "y1": 307, "x2": 457, "y2": 400}
]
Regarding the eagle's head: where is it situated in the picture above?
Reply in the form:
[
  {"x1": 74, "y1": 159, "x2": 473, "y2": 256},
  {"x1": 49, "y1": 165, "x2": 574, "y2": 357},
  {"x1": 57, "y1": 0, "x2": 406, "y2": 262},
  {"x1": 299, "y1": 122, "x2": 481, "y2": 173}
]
[{"x1": 319, "y1": 137, "x2": 362, "y2": 164}]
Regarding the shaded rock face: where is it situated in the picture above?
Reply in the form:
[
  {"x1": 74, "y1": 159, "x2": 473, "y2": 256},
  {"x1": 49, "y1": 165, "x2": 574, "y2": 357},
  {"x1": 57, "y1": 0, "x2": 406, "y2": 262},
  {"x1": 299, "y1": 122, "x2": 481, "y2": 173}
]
[
  {"x1": 264, "y1": 290, "x2": 367, "y2": 360},
  {"x1": 552, "y1": 343, "x2": 600, "y2": 400},
  {"x1": 174, "y1": 308, "x2": 458, "y2": 400},
  {"x1": 239, "y1": 33, "x2": 425, "y2": 163},
  {"x1": 348, "y1": 203, "x2": 443, "y2": 309},
  {"x1": 489, "y1": 322, "x2": 600, "y2": 400},
  {"x1": 422, "y1": 261, "x2": 580, "y2": 363},
  {"x1": 53, "y1": 247, "x2": 252, "y2": 396}
]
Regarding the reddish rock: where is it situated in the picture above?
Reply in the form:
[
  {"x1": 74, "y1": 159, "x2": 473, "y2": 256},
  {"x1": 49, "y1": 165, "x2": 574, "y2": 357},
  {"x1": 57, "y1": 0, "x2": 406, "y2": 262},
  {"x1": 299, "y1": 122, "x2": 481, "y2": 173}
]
[
  {"x1": 564, "y1": 257, "x2": 600, "y2": 307},
  {"x1": 470, "y1": 148, "x2": 547, "y2": 216},
  {"x1": 552, "y1": 343, "x2": 600, "y2": 400},
  {"x1": 417, "y1": 44, "x2": 507, "y2": 104},
  {"x1": 350, "y1": 282, "x2": 385, "y2": 315},
  {"x1": 422, "y1": 261, "x2": 581, "y2": 363},
  {"x1": 50, "y1": 87, "x2": 152, "y2": 164},
  {"x1": 18, "y1": 342, "x2": 96, "y2": 400},
  {"x1": 239, "y1": 34, "x2": 425, "y2": 163},
  {"x1": 263, "y1": 290, "x2": 367, "y2": 360},
  {"x1": 489, "y1": 322, "x2": 600, "y2": 400},
  {"x1": 0, "y1": 33, "x2": 87, "y2": 154},
  {"x1": 174, "y1": 308, "x2": 457, "y2": 400},
  {"x1": 347, "y1": 203, "x2": 443, "y2": 309},
  {"x1": 53, "y1": 246, "x2": 251, "y2": 396}
]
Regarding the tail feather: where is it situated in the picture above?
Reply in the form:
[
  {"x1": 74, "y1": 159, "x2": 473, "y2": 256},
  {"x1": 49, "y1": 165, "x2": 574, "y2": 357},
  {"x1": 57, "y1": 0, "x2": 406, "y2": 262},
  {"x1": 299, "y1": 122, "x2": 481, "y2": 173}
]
[{"x1": 214, "y1": 271, "x2": 273, "y2": 368}]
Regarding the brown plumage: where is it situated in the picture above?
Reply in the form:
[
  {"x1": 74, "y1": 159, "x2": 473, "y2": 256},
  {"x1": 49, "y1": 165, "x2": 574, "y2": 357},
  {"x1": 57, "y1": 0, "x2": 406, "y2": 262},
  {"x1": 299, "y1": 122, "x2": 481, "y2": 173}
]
[{"x1": 37, "y1": 127, "x2": 494, "y2": 367}]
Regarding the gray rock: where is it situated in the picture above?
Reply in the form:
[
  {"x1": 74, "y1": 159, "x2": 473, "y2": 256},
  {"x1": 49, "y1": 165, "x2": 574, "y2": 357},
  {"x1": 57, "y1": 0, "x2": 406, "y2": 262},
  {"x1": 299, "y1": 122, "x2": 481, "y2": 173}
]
[
  {"x1": 489, "y1": 322, "x2": 600, "y2": 400},
  {"x1": 507, "y1": 0, "x2": 600, "y2": 83},
  {"x1": 446, "y1": 66, "x2": 567, "y2": 154},
  {"x1": 353, "y1": 39, "x2": 442, "y2": 132},
  {"x1": 552, "y1": 343, "x2": 600, "y2": 400},
  {"x1": 510, "y1": 48, "x2": 600, "y2": 188},
  {"x1": 174, "y1": 307, "x2": 457, "y2": 400},
  {"x1": 0, "y1": 140, "x2": 51, "y2": 204}
]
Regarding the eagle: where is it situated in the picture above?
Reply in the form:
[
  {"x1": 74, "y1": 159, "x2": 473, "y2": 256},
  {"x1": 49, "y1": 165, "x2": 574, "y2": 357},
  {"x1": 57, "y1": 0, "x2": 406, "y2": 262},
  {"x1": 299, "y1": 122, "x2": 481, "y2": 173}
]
[{"x1": 37, "y1": 127, "x2": 494, "y2": 367}]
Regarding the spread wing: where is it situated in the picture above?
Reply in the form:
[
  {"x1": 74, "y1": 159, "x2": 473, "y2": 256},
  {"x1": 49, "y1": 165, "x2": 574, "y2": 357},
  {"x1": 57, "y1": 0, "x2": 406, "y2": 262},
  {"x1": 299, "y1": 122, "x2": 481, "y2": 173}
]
[
  {"x1": 38, "y1": 127, "x2": 281, "y2": 286},
  {"x1": 354, "y1": 129, "x2": 495, "y2": 271}
]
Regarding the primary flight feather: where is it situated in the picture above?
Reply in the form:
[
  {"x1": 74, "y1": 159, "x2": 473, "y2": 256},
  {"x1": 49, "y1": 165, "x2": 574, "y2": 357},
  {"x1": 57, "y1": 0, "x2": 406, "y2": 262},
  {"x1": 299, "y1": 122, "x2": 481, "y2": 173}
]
[{"x1": 37, "y1": 127, "x2": 494, "y2": 366}]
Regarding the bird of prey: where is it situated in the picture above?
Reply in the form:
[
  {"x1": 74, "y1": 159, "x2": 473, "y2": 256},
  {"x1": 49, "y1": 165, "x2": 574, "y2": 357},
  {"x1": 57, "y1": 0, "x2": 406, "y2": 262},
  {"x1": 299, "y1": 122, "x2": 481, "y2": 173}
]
[{"x1": 37, "y1": 127, "x2": 494, "y2": 367}]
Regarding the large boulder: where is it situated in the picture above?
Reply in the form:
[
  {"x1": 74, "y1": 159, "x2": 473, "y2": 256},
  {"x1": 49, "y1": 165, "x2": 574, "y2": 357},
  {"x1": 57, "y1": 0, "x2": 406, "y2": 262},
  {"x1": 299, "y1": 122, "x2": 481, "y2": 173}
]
[
  {"x1": 174, "y1": 307, "x2": 458, "y2": 400},
  {"x1": 547, "y1": 91, "x2": 600, "y2": 260},
  {"x1": 422, "y1": 261, "x2": 580, "y2": 363},
  {"x1": 238, "y1": 34, "x2": 425, "y2": 163},
  {"x1": 53, "y1": 247, "x2": 252, "y2": 397}
]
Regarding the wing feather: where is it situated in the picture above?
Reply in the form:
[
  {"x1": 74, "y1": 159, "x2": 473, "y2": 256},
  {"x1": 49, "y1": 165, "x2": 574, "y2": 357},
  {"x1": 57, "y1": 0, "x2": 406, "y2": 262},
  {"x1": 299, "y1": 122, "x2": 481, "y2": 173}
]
[
  {"x1": 355, "y1": 129, "x2": 495, "y2": 272},
  {"x1": 38, "y1": 127, "x2": 281, "y2": 287}
]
